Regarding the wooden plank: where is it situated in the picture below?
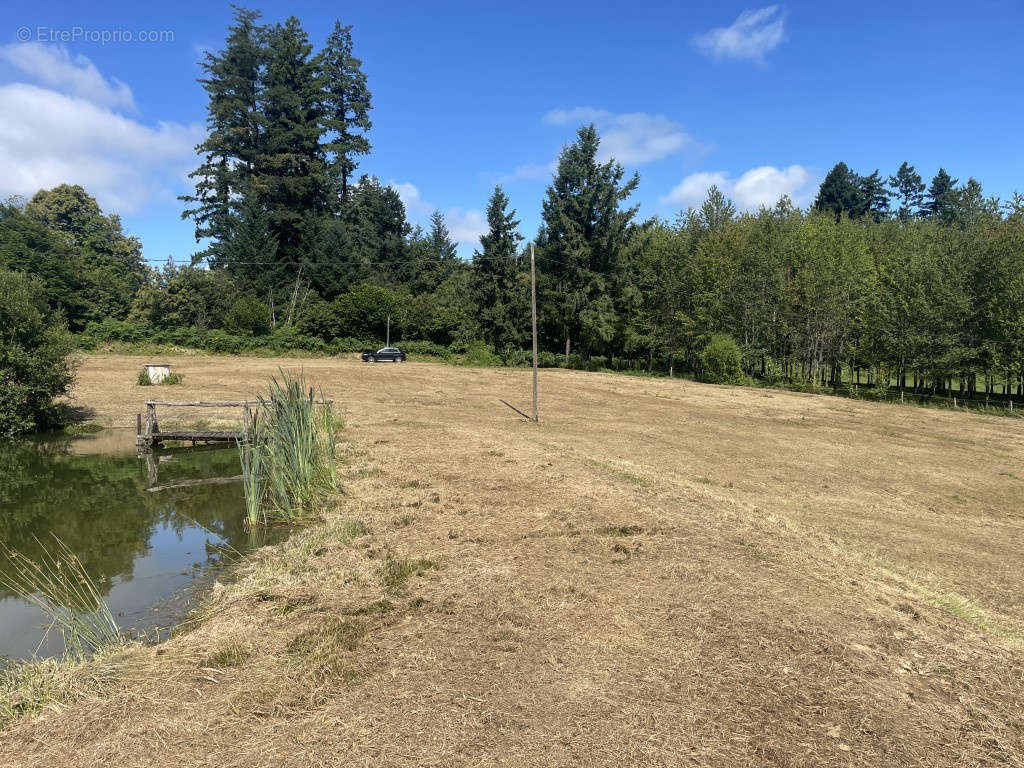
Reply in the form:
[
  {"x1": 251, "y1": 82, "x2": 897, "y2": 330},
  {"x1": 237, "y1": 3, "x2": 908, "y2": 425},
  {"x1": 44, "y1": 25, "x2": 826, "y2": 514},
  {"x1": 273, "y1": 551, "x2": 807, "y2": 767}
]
[
  {"x1": 145, "y1": 399, "x2": 332, "y2": 407},
  {"x1": 152, "y1": 431, "x2": 243, "y2": 440},
  {"x1": 146, "y1": 400, "x2": 260, "y2": 407}
]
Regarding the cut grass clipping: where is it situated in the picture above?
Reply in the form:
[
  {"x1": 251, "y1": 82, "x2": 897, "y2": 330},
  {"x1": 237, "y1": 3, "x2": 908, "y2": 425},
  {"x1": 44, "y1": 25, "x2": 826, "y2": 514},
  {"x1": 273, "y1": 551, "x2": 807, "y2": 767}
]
[
  {"x1": 0, "y1": 536, "x2": 120, "y2": 661},
  {"x1": 238, "y1": 371, "x2": 340, "y2": 526}
]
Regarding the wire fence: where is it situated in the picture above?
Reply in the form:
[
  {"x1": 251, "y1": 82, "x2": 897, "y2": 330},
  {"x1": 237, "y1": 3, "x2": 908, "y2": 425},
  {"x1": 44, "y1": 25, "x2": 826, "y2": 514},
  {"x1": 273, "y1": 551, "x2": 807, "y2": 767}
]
[{"x1": 804, "y1": 382, "x2": 1022, "y2": 415}]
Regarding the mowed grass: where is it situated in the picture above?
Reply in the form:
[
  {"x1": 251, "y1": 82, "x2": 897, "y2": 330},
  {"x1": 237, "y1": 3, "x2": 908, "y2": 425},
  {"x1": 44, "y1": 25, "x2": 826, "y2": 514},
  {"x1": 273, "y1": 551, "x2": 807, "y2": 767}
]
[{"x1": 4, "y1": 353, "x2": 1022, "y2": 767}]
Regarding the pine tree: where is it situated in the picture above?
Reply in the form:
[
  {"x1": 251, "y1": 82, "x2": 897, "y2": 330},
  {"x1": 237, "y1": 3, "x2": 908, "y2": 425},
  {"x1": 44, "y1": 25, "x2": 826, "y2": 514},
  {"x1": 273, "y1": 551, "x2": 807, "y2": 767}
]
[
  {"x1": 320, "y1": 22, "x2": 372, "y2": 207},
  {"x1": 537, "y1": 124, "x2": 639, "y2": 358},
  {"x1": 888, "y1": 161, "x2": 925, "y2": 221},
  {"x1": 697, "y1": 185, "x2": 736, "y2": 230},
  {"x1": 182, "y1": 7, "x2": 266, "y2": 263},
  {"x1": 813, "y1": 162, "x2": 860, "y2": 221},
  {"x1": 923, "y1": 168, "x2": 959, "y2": 223},
  {"x1": 222, "y1": 194, "x2": 279, "y2": 297},
  {"x1": 473, "y1": 187, "x2": 524, "y2": 353},
  {"x1": 257, "y1": 16, "x2": 330, "y2": 272},
  {"x1": 342, "y1": 176, "x2": 410, "y2": 284},
  {"x1": 857, "y1": 170, "x2": 890, "y2": 221},
  {"x1": 407, "y1": 210, "x2": 458, "y2": 293}
]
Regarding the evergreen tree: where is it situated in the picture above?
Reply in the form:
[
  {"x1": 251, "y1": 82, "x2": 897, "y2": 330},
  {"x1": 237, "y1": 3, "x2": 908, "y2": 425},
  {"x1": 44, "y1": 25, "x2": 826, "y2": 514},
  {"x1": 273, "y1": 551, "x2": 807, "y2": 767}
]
[
  {"x1": 813, "y1": 162, "x2": 860, "y2": 221},
  {"x1": 923, "y1": 168, "x2": 959, "y2": 223},
  {"x1": 473, "y1": 187, "x2": 524, "y2": 352},
  {"x1": 221, "y1": 194, "x2": 279, "y2": 296},
  {"x1": 182, "y1": 7, "x2": 266, "y2": 263},
  {"x1": 257, "y1": 16, "x2": 330, "y2": 274},
  {"x1": 320, "y1": 22, "x2": 372, "y2": 206},
  {"x1": 889, "y1": 161, "x2": 925, "y2": 221},
  {"x1": 406, "y1": 211, "x2": 459, "y2": 294},
  {"x1": 343, "y1": 176, "x2": 410, "y2": 284},
  {"x1": 537, "y1": 124, "x2": 639, "y2": 358},
  {"x1": 857, "y1": 170, "x2": 890, "y2": 221},
  {"x1": 697, "y1": 185, "x2": 736, "y2": 230}
]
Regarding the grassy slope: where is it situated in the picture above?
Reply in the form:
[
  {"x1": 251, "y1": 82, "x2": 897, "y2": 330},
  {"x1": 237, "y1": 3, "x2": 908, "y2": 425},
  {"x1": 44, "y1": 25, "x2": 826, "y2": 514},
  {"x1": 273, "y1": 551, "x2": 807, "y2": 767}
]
[{"x1": 2, "y1": 354, "x2": 1022, "y2": 766}]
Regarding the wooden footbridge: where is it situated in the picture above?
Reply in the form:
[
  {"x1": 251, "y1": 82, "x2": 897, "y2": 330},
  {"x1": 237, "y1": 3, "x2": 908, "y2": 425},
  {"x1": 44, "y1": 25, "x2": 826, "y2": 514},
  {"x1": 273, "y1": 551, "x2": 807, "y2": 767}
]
[
  {"x1": 136, "y1": 397, "x2": 333, "y2": 450},
  {"x1": 136, "y1": 400, "x2": 256, "y2": 450}
]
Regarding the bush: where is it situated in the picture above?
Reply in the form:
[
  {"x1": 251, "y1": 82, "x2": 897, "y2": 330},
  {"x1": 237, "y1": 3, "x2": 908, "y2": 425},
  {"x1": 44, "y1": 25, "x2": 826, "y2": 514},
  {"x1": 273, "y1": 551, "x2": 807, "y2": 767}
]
[
  {"x1": 225, "y1": 296, "x2": 271, "y2": 336},
  {"x1": 458, "y1": 340, "x2": 501, "y2": 367},
  {"x1": 399, "y1": 340, "x2": 450, "y2": 360},
  {"x1": 137, "y1": 368, "x2": 152, "y2": 386},
  {"x1": 537, "y1": 351, "x2": 563, "y2": 368},
  {"x1": 78, "y1": 318, "x2": 149, "y2": 347},
  {"x1": 0, "y1": 269, "x2": 77, "y2": 437},
  {"x1": 333, "y1": 337, "x2": 377, "y2": 354},
  {"x1": 500, "y1": 348, "x2": 530, "y2": 367},
  {"x1": 700, "y1": 334, "x2": 746, "y2": 384}
]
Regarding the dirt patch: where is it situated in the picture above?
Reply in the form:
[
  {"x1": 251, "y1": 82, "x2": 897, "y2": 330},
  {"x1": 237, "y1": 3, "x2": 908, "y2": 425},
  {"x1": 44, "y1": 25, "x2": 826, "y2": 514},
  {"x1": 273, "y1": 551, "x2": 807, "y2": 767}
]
[{"x1": 3, "y1": 354, "x2": 1023, "y2": 766}]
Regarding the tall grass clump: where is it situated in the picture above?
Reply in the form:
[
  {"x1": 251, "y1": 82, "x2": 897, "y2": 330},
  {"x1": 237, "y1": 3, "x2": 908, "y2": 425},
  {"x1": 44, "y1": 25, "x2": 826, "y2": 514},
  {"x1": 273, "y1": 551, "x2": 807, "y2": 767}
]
[
  {"x1": 238, "y1": 371, "x2": 339, "y2": 525},
  {"x1": 0, "y1": 536, "x2": 120, "y2": 660}
]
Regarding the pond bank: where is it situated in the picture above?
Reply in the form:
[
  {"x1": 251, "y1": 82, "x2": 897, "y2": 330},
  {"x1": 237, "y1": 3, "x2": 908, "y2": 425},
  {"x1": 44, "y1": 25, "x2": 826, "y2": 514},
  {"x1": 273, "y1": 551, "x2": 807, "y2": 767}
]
[{"x1": 0, "y1": 431, "x2": 272, "y2": 662}]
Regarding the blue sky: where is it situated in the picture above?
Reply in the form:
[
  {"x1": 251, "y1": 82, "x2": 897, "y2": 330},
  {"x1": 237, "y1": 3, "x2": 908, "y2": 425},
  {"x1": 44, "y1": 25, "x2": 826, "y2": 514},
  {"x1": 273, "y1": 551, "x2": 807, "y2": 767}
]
[{"x1": 1, "y1": 1, "x2": 1022, "y2": 262}]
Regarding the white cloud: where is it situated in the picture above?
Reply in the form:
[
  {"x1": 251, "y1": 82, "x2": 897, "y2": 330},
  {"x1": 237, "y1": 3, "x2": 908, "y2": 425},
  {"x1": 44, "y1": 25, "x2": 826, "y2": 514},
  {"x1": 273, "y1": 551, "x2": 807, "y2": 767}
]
[
  {"x1": 543, "y1": 107, "x2": 692, "y2": 165},
  {"x1": 0, "y1": 83, "x2": 202, "y2": 214},
  {"x1": 445, "y1": 208, "x2": 488, "y2": 244},
  {"x1": 388, "y1": 180, "x2": 487, "y2": 246},
  {"x1": 692, "y1": 6, "x2": 785, "y2": 63},
  {"x1": 543, "y1": 107, "x2": 609, "y2": 126},
  {"x1": 661, "y1": 165, "x2": 815, "y2": 210},
  {"x1": 388, "y1": 180, "x2": 431, "y2": 215},
  {"x1": 502, "y1": 161, "x2": 558, "y2": 183},
  {"x1": 0, "y1": 43, "x2": 135, "y2": 110},
  {"x1": 660, "y1": 171, "x2": 731, "y2": 208}
]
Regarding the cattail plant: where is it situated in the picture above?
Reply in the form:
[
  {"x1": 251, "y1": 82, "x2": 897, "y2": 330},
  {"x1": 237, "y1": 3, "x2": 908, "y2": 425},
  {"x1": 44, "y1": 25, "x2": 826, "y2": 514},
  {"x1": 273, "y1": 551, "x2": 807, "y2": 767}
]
[{"x1": 237, "y1": 371, "x2": 338, "y2": 526}]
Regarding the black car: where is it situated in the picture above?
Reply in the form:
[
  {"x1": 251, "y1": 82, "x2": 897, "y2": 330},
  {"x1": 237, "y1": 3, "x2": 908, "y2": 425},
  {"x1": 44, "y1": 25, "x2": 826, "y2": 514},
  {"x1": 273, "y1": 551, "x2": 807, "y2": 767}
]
[{"x1": 362, "y1": 347, "x2": 406, "y2": 363}]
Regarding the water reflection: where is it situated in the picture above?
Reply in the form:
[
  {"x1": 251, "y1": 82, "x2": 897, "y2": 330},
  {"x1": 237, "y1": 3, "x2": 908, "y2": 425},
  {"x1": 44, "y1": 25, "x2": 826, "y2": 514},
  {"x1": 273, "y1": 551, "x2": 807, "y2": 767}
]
[{"x1": 0, "y1": 432, "x2": 263, "y2": 661}]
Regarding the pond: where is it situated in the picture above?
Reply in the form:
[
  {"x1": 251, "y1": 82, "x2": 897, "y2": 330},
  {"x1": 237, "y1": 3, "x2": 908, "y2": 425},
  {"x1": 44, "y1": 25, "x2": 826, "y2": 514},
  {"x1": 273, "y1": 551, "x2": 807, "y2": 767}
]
[{"x1": 0, "y1": 430, "x2": 266, "y2": 663}]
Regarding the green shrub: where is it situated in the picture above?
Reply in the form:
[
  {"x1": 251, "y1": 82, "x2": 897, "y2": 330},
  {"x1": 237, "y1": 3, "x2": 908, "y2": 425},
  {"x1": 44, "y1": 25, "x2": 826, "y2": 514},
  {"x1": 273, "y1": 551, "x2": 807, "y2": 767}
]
[
  {"x1": 137, "y1": 368, "x2": 152, "y2": 386},
  {"x1": 398, "y1": 340, "x2": 449, "y2": 359},
  {"x1": 333, "y1": 337, "x2": 377, "y2": 354},
  {"x1": 458, "y1": 340, "x2": 501, "y2": 367},
  {"x1": 700, "y1": 334, "x2": 746, "y2": 384},
  {"x1": 500, "y1": 348, "x2": 530, "y2": 367},
  {"x1": 225, "y1": 296, "x2": 271, "y2": 336},
  {"x1": 0, "y1": 269, "x2": 77, "y2": 437}
]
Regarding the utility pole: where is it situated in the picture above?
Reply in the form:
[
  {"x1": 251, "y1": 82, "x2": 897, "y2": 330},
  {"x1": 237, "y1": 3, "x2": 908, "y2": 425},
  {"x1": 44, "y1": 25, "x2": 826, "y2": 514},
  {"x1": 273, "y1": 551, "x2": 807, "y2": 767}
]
[
  {"x1": 386, "y1": 314, "x2": 391, "y2": 347},
  {"x1": 530, "y1": 243, "x2": 539, "y2": 423}
]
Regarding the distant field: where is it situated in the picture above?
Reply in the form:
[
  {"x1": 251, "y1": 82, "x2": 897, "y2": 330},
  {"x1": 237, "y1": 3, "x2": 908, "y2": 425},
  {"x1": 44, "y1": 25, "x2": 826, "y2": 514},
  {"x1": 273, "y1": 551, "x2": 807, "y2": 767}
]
[{"x1": 6, "y1": 353, "x2": 1024, "y2": 767}]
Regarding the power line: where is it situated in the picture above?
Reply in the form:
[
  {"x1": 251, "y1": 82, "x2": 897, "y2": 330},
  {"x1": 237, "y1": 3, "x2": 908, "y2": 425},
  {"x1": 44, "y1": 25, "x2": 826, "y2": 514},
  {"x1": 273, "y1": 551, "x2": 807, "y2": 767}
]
[{"x1": 143, "y1": 252, "x2": 574, "y2": 269}]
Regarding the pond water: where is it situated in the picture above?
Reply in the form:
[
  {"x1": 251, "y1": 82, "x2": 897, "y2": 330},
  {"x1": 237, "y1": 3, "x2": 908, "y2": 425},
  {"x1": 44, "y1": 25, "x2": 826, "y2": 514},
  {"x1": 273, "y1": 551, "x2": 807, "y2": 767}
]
[{"x1": 0, "y1": 430, "x2": 265, "y2": 663}]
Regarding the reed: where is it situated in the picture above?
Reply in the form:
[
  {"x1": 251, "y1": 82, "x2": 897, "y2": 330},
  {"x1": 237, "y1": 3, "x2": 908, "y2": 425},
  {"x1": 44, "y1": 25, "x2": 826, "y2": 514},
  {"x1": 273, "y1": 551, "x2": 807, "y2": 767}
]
[
  {"x1": 238, "y1": 432, "x2": 266, "y2": 527},
  {"x1": 237, "y1": 371, "x2": 338, "y2": 525},
  {"x1": 0, "y1": 536, "x2": 121, "y2": 660}
]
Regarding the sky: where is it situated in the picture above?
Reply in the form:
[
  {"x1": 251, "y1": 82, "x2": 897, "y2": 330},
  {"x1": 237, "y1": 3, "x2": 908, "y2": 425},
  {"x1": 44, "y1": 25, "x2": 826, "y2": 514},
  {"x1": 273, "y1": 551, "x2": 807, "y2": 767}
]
[{"x1": 1, "y1": 0, "x2": 1022, "y2": 263}]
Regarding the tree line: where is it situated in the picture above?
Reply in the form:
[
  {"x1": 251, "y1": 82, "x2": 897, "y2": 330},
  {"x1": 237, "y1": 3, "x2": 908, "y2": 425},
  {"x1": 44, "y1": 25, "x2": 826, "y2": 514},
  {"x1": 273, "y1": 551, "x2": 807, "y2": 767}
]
[{"x1": 4, "y1": 7, "x2": 1024, "y2": 435}]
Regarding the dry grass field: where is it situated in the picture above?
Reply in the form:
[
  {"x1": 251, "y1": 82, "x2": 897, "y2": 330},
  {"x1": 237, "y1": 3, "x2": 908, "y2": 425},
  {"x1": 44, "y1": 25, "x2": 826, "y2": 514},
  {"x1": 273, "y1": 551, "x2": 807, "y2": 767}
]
[{"x1": 3, "y1": 353, "x2": 1023, "y2": 766}]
